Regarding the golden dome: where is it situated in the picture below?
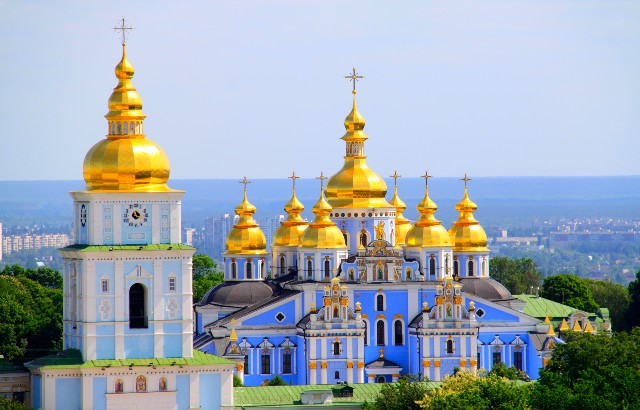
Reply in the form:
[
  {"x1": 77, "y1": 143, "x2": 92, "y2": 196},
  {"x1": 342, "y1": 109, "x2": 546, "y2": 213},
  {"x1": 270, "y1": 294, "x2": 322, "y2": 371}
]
[
  {"x1": 83, "y1": 44, "x2": 173, "y2": 192},
  {"x1": 448, "y1": 181, "x2": 489, "y2": 252},
  {"x1": 300, "y1": 175, "x2": 347, "y2": 249},
  {"x1": 388, "y1": 172, "x2": 412, "y2": 246},
  {"x1": 225, "y1": 182, "x2": 268, "y2": 254},
  {"x1": 273, "y1": 174, "x2": 308, "y2": 247},
  {"x1": 405, "y1": 179, "x2": 452, "y2": 248},
  {"x1": 325, "y1": 94, "x2": 392, "y2": 209}
]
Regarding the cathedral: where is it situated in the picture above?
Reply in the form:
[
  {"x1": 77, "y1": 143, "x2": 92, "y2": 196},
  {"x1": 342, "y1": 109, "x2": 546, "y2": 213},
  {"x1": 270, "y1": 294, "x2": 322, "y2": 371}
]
[
  {"x1": 193, "y1": 73, "x2": 582, "y2": 386},
  {"x1": 25, "y1": 35, "x2": 235, "y2": 409}
]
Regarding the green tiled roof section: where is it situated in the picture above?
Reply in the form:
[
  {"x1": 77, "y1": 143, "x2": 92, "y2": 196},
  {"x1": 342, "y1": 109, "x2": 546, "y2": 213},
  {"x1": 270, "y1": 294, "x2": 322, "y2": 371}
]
[
  {"x1": 62, "y1": 244, "x2": 195, "y2": 252},
  {"x1": 234, "y1": 382, "x2": 440, "y2": 407},
  {"x1": 26, "y1": 349, "x2": 232, "y2": 370},
  {"x1": 512, "y1": 294, "x2": 580, "y2": 318}
]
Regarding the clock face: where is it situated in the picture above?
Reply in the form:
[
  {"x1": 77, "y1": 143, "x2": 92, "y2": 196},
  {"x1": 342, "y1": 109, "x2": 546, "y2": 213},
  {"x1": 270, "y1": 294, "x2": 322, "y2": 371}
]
[
  {"x1": 80, "y1": 204, "x2": 87, "y2": 227},
  {"x1": 123, "y1": 203, "x2": 149, "y2": 227}
]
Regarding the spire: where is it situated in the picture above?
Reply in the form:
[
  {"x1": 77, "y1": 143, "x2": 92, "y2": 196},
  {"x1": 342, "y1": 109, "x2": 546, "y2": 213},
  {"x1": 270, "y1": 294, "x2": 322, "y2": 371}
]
[
  {"x1": 274, "y1": 172, "x2": 308, "y2": 247},
  {"x1": 82, "y1": 21, "x2": 172, "y2": 192},
  {"x1": 325, "y1": 68, "x2": 391, "y2": 209},
  {"x1": 389, "y1": 171, "x2": 411, "y2": 246},
  {"x1": 547, "y1": 323, "x2": 556, "y2": 337},
  {"x1": 299, "y1": 172, "x2": 347, "y2": 249},
  {"x1": 225, "y1": 178, "x2": 267, "y2": 254},
  {"x1": 405, "y1": 171, "x2": 451, "y2": 248},
  {"x1": 448, "y1": 174, "x2": 489, "y2": 252},
  {"x1": 559, "y1": 318, "x2": 570, "y2": 331}
]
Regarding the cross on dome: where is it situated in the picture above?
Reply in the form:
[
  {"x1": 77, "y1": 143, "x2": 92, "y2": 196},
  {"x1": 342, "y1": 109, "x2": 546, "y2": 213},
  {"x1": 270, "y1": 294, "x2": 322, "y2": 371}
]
[
  {"x1": 420, "y1": 170, "x2": 433, "y2": 187},
  {"x1": 113, "y1": 18, "x2": 134, "y2": 45},
  {"x1": 390, "y1": 170, "x2": 402, "y2": 187},
  {"x1": 316, "y1": 172, "x2": 327, "y2": 192},
  {"x1": 288, "y1": 172, "x2": 300, "y2": 191},
  {"x1": 344, "y1": 68, "x2": 364, "y2": 94},
  {"x1": 461, "y1": 173, "x2": 472, "y2": 188},
  {"x1": 239, "y1": 176, "x2": 251, "y2": 192}
]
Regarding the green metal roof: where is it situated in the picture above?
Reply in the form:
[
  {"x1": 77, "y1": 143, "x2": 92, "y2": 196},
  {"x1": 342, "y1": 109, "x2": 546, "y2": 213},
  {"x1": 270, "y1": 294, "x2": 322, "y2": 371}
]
[
  {"x1": 234, "y1": 382, "x2": 440, "y2": 407},
  {"x1": 26, "y1": 349, "x2": 232, "y2": 370},
  {"x1": 512, "y1": 294, "x2": 580, "y2": 318},
  {"x1": 62, "y1": 244, "x2": 195, "y2": 252}
]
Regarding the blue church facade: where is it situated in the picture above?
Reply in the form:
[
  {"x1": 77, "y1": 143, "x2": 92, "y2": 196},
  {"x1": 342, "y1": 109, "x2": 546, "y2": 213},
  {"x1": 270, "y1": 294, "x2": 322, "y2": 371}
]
[{"x1": 193, "y1": 83, "x2": 584, "y2": 387}]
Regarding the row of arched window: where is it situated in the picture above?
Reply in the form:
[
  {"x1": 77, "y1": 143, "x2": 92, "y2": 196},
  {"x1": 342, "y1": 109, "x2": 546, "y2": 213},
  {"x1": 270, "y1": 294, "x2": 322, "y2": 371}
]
[
  {"x1": 427, "y1": 255, "x2": 487, "y2": 277},
  {"x1": 114, "y1": 375, "x2": 167, "y2": 393},
  {"x1": 109, "y1": 120, "x2": 143, "y2": 136},
  {"x1": 230, "y1": 260, "x2": 266, "y2": 279},
  {"x1": 303, "y1": 259, "x2": 332, "y2": 280},
  {"x1": 366, "y1": 319, "x2": 404, "y2": 346}
]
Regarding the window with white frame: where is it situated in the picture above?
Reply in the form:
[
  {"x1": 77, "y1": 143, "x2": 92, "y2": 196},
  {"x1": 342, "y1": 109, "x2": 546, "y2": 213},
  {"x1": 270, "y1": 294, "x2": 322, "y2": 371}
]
[
  {"x1": 168, "y1": 276, "x2": 176, "y2": 292},
  {"x1": 101, "y1": 277, "x2": 109, "y2": 293}
]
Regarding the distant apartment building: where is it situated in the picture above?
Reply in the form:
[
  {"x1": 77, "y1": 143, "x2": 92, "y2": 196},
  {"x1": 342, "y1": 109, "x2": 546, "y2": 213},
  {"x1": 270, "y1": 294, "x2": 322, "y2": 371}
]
[
  {"x1": 258, "y1": 215, "x2": 285, "y2": 250},
  {"x1": 2, "y1": 233, "x2": 70, "y2": 255},
  {"x1": 550, "y1": 231, "x2": 640, "y2": 248},
  {"x1": 184, "y1": 227, "x2": 196, "y2": 246}
]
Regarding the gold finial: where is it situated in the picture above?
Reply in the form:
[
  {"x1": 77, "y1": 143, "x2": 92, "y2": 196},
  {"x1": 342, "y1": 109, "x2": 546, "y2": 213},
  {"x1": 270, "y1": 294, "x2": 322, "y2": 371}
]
[
  {"x1": 461, "y1": 173, "x2": 472, "y2": 189},
  {"x1": 344, "y1": 67, "x2": 364, "y2": 95},
  {"x1": 239, "y1": 176, "x2": 251, "y2": 192},
  {"x1": 379, "y1": 348, "x2": 384, "y2": 358},
  {"x1": 390, "y1": 171, "x2": 401, "y2": 188},
  {"x1": 288, "y1": 172, "x2": 300, "y2": 192},
  {"x1": 420, "y1": 170, "x2": 433, "y2": 187},
  {"x1": 113, "y1": 18, "x2": 134, "y2": 45},
  {"x1": 316, "y1": 172, "x2": 327, "y2": 192}
]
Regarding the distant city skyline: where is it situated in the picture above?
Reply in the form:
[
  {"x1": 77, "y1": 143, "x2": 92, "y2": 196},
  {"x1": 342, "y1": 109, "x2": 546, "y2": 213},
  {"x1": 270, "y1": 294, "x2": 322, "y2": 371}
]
[{"x1": 1, "y1": 1, "x2": 638, "y2": 181}]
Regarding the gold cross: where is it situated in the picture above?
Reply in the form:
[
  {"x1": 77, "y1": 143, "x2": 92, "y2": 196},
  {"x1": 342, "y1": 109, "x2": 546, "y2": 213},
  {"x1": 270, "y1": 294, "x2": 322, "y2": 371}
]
[
  {"x1": 461, "y1": 173, "x2": 472, "y2": 188},
  {"x1": 113, "y1": 18, "x2": 134, "y2": 45},
  {"x1": 390, "y1": 171, "x2": 401, "y2": 188},
  {"x1": 288, "y1": 171, "x2": 300, "y2": 191},
  {"x1": 316, "y1": 172, "x2": 327, "y2": 191},
  {"x1": 239, "y1": 176, "x2": 251, "y2": 192},
  {"x1": 344, "y1": 68, "x2": 364, "y2": 94},
  {"x1": 420, "y1": 170, "x2": 433, "y2": 187}
]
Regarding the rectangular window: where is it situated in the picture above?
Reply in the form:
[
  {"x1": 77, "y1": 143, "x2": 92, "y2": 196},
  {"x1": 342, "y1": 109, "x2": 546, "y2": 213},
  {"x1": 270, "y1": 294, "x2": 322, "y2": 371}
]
[
  {"x1": 244, "y1": 355, "x2": 249, "y2": 375},
  {"x1": 492, "y1": 352, "x2": 502, "y2": 366},
  {"x1": 513, "y1": 351, "x2": 523, "y2": 371},
  {"x1": 261, "y1": 354, "x2": 271, "y2": 375},
  {"x1": 282, "y1": 353, "x2": 292, "y2": 374},
  {"x1": 101, "y1": 279, "x2": 109, "y2": 293},
  {"x1": 169, "y1": 277, "x2": 176, "y2": 291}
]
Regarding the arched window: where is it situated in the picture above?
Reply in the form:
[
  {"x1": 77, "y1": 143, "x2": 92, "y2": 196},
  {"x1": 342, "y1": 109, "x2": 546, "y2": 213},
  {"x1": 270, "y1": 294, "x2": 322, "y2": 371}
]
[
  {"x1": 124, "y1": 122, "x2": 129, "y2": 135},
  {"x1": 343, "y1": 232, "x2": 348, "y2": 247},
  {"x1": 135, "y1": 375, "x2": 146, "y2": 392},
  {"x1": 117, "y1": 122, "x2": 122, "y2": 135},
  {"x1": 394, "y1": 320, "x2": 403, "y2": 346},
  {"x1": 360, "y1": 232, "x2": 367, "y2": 247},
  {"x1": 429, "y1": 256, "x2": 436, "y2": 276},
  {"x1": 115, "y1": 379, "x2": 123, "y2": 393},
  {"x1": 324, "y1": 259, "x2": 331, "y2": 280},
  {"x1": 129, "y1": 283, "x2": 147, "y2": 328},
  {"x1": 468, "y1": 260, "x2": 474, "y2": 277},
  {"x1": 231, "y1": 261, "x2": 237, "y2": 279},
  {"x1": 307, "y1": 259, "x2": 313, "y2": 278},
  {"x1": 406, "y1": 268, "x2": 412, "y2": 280},
  {"x1": 376, "y1": 320, "x2": 385, "y2": 346},
  {"x1": 333, "y1": 341, "x2": 340, "y2": 355},
  {"x1": 453, "y1": 259, "x2": 459, "y2": 277},
  {"x1": 246, "y1": 261, "x2": 252, "y2": 279},
  {"x1": 261, "y1": 261, "x2": 266, "y2": 278},
  {"x1": 482, "y1": 259, "x2": 487, "y2": 276},
  {"x1": 335, "y1": 371, "x2": 340, "y2": 380},
  {"x1": 280, "y1": 256, "x2": 286, "y2": 275},
  {"x1": 130, "y1": 121, "x2": 134, "y2": 134},
  {"x1": 159, "y1": 377, "x2": 167, "y2": 392},
  {"x1": 376, "y1": 376, "x2": 385, "y2": 383},
  {"x1": 446, "y1": 339, "x2": 454, "y2": 354},
  {"x1": 363, "y1": 320, "x2": 368, "y2": 346},
  {"x1": 376, "y1": 294, "x2": 384, "y2": 311}
]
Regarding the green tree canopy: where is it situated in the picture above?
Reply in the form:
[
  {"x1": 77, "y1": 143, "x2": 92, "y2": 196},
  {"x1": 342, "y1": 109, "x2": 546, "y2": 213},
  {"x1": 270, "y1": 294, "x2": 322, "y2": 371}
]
[
  {"x1": 625, "y1": 270, "x2": 640, "y2": 329},
  {"x1": 192, "y1": 254, "x2": 223, "y2": 303},
  {"x1": 489, "y1": 256, "x2": 542, "y2": 295},
  {"x1": 1, "y1": 265, "x2": 62, "y2": 289},
  {"x1": 584, "y1": 279, "x2": 629, "y2": 331},
  {"x1": 542, "y1": 274, "x2": 599, "y2": 313},
  {"x1": 531, "y1": 330, "x2": 640, "y2": 409},
  {"x1": 0, "y1": 271, "x2": 62, "y2": 362},
  {"x1": 364, "y1": 375, "x2": 431, "y2": 410}
]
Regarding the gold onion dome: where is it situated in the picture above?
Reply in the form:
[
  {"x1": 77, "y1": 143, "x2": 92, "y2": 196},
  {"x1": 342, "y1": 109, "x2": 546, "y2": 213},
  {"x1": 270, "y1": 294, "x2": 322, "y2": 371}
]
[
  {"x1": 389, "y1": 172, "x2": 412, "y2": 246},
  {"x1": 225, "y1": 181, "x2": 267, "y2": 254},
  {"x1": 448, "y1": 180, "x2": 489, "y2": 252},
  {"x1": 300, "y1": 175, "x2": 347, "y2": 249},
  {"x1": 325, "y1": 93, "x2": 392, "y2": 209},
  {"x1": 405, "y1": 178, "x2": 452, "y2": 248},
  {"x1": 83, "y1": 43, "x2": 172, "y2": 192},
  {"x1": 273, "y1": 175, "x2": 308, "y2": 247}
]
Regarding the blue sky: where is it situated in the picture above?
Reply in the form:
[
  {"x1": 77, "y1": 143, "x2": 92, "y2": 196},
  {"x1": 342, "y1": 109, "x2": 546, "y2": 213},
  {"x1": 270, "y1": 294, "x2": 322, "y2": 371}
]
[{"x1": 0, "y1": 1, "x2": 638, "y2": 180}]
